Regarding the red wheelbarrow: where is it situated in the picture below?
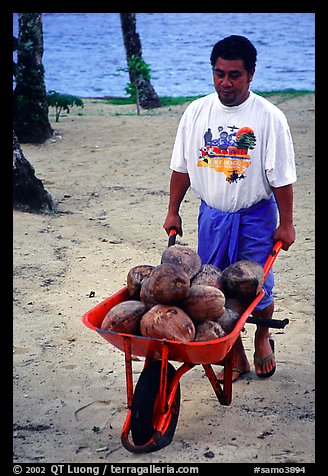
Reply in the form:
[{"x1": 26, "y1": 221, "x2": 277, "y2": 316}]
[{"x1": 82, "y1": 239, "x2": 287, "y2": 453}]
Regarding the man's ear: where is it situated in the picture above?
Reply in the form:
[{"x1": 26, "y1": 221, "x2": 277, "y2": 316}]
[{"x1": 248, "y1": 68, "x2": 255, "y2": 83}]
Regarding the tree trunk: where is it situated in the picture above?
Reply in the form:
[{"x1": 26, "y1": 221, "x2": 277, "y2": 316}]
[
  {"x1": 119, "y1": 13, "x2": 162, "y2": 109},
  {"x1": 13, "y1": 131, "x2": 56, "y2": 213},
  {"x1": 13, "y1": 13, "x2": 53, "y2": 143}
]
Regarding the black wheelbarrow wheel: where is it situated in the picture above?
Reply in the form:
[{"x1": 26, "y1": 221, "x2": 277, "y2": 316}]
[{"x1": 130, "y1": 360, "x2": 181, "y2": 451}]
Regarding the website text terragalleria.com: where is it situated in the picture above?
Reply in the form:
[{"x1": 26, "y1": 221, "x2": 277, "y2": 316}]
[
  {"x1": 11, "y1": 463, "x2": 315, "y2": 475},
  {"x1": 49, "y1": 465, "x2": 199, "y2": 475}
]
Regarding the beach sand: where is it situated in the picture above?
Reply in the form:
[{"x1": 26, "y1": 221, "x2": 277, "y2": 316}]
[{"x1": 13, "y1": 93, "x2": 315, "y2": 464}]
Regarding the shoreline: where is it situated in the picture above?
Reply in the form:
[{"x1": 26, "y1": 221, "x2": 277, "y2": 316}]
[{"x1": 81, "y1": 89, "x2": 314, "y2": 102}]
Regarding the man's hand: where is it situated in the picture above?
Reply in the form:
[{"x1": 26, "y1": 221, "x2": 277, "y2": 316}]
[
  {"x1": 273, "y1": 223, "x2": 296, "y2": 251},
  {"x1": 163, "y1": 212, "x2": 183, "y2": 236}
]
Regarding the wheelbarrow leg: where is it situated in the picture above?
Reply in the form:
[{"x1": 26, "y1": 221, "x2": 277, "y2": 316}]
[
  {"x1": 123, "y1": 336, "x2": 134, "y2": 409},
  {"x1": 121, "y1": 342, "x2": 193, "y2": 453},
  {"x1": 203, "y1": 348, "x2": 233, "y2": 406}
]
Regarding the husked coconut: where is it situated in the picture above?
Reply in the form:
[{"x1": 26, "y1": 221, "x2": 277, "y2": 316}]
[
  {"x1": 191, "y1": 263, "x2": 224, "y2": 290},
  {"x1": 101, "y1": 300, "x2": 147, "y2": 334},
  {"x1": 217, "y1": 307, "x2": 240, "y2": 334},
  {"x1": 140, "y1": 304, "x2": 195, "y2": 342},
  {"x1": 195, "y1": 320, "x2": 226, "y2": 341},
  {"x1": 225, "y1": 297, "x2": 245, "y2": 315},
  {"x1": 161, "y1": 244, "x2": 202, "y2": 279},
  {"x1": 222, "y1": 260, "x2": 264, "y2": 304},
  {"x1": 127, "y1": 264, "x2": 154, "y2": 299},
  {"x1": 140, "y1": 277, "x2": 158, "y2": 309},
  {"x1": 145, "y1": 263, "x2": 190, "y2": 305},
  {"x1": 183, "y1": 284, "x2": 225, "y2": 323}
]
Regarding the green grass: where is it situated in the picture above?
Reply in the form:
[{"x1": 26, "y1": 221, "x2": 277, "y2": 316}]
[
  {"x1": 102, "y1": 89, "x2": 313, "y2": 107},
  {"x1": 159, "y1": 95, "x2": 205, "y2": 106},
  {"x1": 256, "y1": 89, "x2": 314, "y2": 99},
  {"x1": 103, "y1": 95, "x2": 204, "y2": 106},
  {"x1": 102, "y1": 97, "x2": 134, "y2": 105}
]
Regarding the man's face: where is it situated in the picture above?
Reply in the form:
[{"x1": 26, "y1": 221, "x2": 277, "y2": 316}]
[{"x1": 213, "y1": 57, "x2": 254, "y2": 106}]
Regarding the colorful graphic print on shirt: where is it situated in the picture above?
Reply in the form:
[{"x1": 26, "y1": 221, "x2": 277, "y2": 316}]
[{"x1": 197, "y1": 124, "x2": 256, "y2": 183}]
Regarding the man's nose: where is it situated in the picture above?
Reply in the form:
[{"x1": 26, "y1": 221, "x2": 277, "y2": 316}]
[{"x1": 221, "y1": 75, "x2": 232, "y2": 87}]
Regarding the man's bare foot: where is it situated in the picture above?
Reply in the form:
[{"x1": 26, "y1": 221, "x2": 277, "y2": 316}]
[
  {"x1": 254, "y1": 333, "x2": 276, "y2": 378},
  {"x1": 216, "y1": 335, "x2": 250, "y2": 382},
  {"x1": 216, "y1": 363, "x2": 250, "y2": 383}
]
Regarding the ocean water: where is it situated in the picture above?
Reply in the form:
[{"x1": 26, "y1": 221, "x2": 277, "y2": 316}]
[{"x1": 13, "y1": 12, "x2": 315, "y2": 98}]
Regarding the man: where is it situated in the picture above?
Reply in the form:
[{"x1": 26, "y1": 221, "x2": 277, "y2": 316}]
[{"x1": 163, "y1": 35, "x2": 296, "y2": 380}]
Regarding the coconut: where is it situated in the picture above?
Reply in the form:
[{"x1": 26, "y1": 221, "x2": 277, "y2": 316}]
[
  {"x1": 225, "y1": 297, "x2": 245, "y2": 315},
  {"x1": 161, "y1": 244, "x2": 202, "y2": 279},
  {"x1": 194, "y1": 320, "x2": 226, "y2": 341},
  {"x1": 191, "y1": 263, "x2": 224, "y2": 290},
  {"x1": 222, "y1": 259, "x2": 264, "y2": 304},
  {"x1": 101, "y1": 300, "x2": 147, "y2": 334},
  {"x1": 217, "y1": 307, "x2": 240, "y2": 334},
  {"x1": 144, "y1": 263, "x2": 190, "y2": 305},
  {"x1": 127, "y1": 264, "x2": 154, "y2": 299},
  {"x1": 140, "y1": 277, "x2": 158, "y2": 309},
  {"x1": 182, "y1": 284, "x2": 225, "y2": 323},
  {"x1": 140, "y1": 304, "x2": 195, "y2": 342}
]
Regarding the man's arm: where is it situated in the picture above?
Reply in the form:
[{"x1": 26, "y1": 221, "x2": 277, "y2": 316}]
[
  {"x1": 272, "y1": 184, "x2": 296, "y2": 251},
  {"x1": 163, "y1": 171, "x2": 191, "y2": 236}
]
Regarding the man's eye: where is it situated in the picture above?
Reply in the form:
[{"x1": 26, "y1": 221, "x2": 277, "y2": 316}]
[{"x1": 213, "y1": 69, "x2": 241, "y2": 80}]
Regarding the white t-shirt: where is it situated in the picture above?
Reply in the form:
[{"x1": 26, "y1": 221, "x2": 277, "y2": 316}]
[{"x1": 170, "y1": 91, "x2": 296, "y2": 212}]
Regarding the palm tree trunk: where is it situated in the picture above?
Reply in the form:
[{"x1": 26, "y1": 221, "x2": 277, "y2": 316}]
[
  {"x1": 120, "y1": 13, "x2": 162, "y2": 109},
  {"x1": 13, "y1": 131, "x2": 56, "y2": 212},
  {"x1": 13, "y1": 13, "x2": 53, "y2": 143}
]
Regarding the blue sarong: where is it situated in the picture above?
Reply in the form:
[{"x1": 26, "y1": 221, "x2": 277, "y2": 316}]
[{"x1": 197, "y1": 196, "x2": 278, "y2": 310}]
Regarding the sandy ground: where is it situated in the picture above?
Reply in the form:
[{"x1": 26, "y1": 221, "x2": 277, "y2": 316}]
[{"x1": 13, "y1": 93, "x2": 315, "y2": 464}]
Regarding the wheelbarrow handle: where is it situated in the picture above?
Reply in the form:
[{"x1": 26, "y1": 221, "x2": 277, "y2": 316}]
[
  {"x1": 168, "y1": 228, "x2": 178, "y2": 247},
  {"x1": 263, "y1": 240, "x2": 283, "y2": 280},
  {"x1": 246, "y1": 316, "x2": 289, "y2": 329},
  {"x1": 246, "y1": 240, "x2": 286, "y2": 329}
]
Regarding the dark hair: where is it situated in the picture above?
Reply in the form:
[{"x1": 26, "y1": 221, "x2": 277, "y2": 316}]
[{"x1": 210, "y1": 35, "x2": 257, "y2": 73}]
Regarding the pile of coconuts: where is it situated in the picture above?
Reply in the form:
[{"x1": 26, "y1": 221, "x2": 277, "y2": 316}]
[{"x1": 101, "y1": 244, "x2": 264, "y2": 343}]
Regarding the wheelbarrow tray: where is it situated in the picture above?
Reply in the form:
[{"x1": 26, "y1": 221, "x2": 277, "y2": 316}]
[
  {"x1": 82, "y1": 242, "x2": 283, "y2": 453},
  {"x1": 82, "y1": 285, "x2": 265, "y2": 365}
]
